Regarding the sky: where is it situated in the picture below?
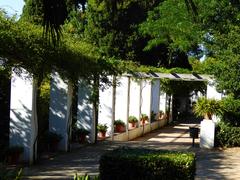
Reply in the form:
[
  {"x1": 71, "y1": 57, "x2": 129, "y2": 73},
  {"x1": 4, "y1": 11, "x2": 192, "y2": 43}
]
[{"x1": 0, "y1": 0, "x2": 24, "y2": 17}]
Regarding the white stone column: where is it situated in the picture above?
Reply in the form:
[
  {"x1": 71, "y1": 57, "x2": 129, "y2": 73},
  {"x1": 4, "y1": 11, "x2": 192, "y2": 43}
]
[
  {"x1": 10, "y1": 68, "x2": 38, "y2": 164},
  {"x1": 159, "y1": 92, "x2": 167, "y2": 113},
  {"x1": 141, "y1": 79, "x2": 152, "y2": 120},
  {"x1": 115, "y1": 77, "x2": 129, "y2": 128},
  {"x1": 98, "y1": 76, "x2": 113, "y2": 136},
  {"x1": 200, "y1": 120, "x2": 215, "y2": 149},
  {"x1": 151, "y1": 80, "x2": 160, "y2": 118},
  {"x1": 77, "y1": 79, "x2": 95, "y2": 143},
  {"x1": 49, "y1": 71, "x2": 72, "y2": 151},
  {"x1": 129, "y1": 78, "x2": 141, "y2": 119}
]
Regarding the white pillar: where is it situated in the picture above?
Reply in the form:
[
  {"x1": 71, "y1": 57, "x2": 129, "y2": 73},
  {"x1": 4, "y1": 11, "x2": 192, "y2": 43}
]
[
  {"x1": 141, "y1": 79, "x2": 152, "y2": 120},
  {"x1": 98, "y1": 76, "x2": 113, "y2": 136},
  {"x1": 200, "y1": 120, "x2": 215, "y2": 149},
  {"x1": 151, "y1": 80, "x2": 160, "y2": 119},
  {"x1": 10, "y1": 68, "x2": 38, "y2": 164},
  {"x1": 49, "y1": 71, "x2": 72, "y2": 151},
  {"x1": 115, "y1": 77, "x2": 129, "y2": 128},
  {"x1": 129, "y1": 78, "x2": 141, "y2": 119},
  {"x1": 77, "y1": 79, "x2": 95, "y2": 143},
  {"x1": 159, "y1": 92, "x2": 167, "y2": 113}
]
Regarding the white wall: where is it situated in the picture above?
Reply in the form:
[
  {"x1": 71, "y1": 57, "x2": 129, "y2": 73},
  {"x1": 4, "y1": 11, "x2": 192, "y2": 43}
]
[
  {"x1": 77, "y1": 79, "x2": 95, "y2": 143},
  {"x1": 98, "y1": 77, "x2": 113, "y2": 135},
  {"x1": 159, "y1": 92, "x2": 167, "y2": 113},
  {"x1": 49, "y1": 71, "x2": 72, "y2": 151},
  {"x1": 151, "y1": 80, "x2": 160, "y2": 116},
  {"x1": 207, "y1": 79, "x2": 222, "y2": 100},
  {"x1": 10, "y1": 68, "x2": 37, "y2": 164},
  {"x1": 115, "y1": 77, "x2": 129, "y2": 127},
  {"x1": 141, "y1": 79, "x2": 152, "y2": 119},
  {"x1": 129, "y1": 78, "x2": 141, "y2": 119}
]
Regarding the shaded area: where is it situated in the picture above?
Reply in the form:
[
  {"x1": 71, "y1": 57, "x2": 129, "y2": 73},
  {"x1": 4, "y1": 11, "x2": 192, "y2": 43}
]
[
  {"x1": 22, "y1": 123, "x2": 240, "y2": 180},
  {"x1": 196, "y1": 148, "x2": 240, "y2": 179},
  {"x1": 0, "y1": 74, "x2": 10, "y2": 161}
]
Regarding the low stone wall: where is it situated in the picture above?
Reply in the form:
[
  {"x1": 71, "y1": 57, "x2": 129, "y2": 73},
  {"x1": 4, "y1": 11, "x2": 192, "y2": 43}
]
[{"x1": 113, "y1": 119, "x2": 168, "y2": 141}]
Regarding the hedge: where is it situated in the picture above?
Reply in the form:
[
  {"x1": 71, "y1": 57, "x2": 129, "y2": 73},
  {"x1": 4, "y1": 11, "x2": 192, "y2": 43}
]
[
  {"x1": 215, "y1": 122, "x2": 240, "y2": 147},
  {"x1": 99, "y1": 147, "x2": 196, "y2": 180}
]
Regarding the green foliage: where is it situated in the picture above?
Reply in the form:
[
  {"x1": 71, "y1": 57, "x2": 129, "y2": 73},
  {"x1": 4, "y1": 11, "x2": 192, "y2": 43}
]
[
  {"x1": 21, "y1": 0, "x2": 44, "y2": 25},
  {"x1": 97, "y1": 123, "x2": 108, "y2": 132},
  {"x1": 220, "y1": 96, "x2": 240, "y2": 126},
  {"x1": 193, "y1": 97, "x2": 222, "y2": 119},
  {"x1": 0, "y1": 165, "x2": 22, "y2": 180},
  {"x1": 141, "y1": 114, "x2": 148, "y2": 120},
  {"x1": 128, "y1": 116, "x2": 138, "y2": 123},
  {"x1": 74, "y1": 174, "x2": 99, "y2": 180},
  {"x1": 114, "y1": 119, "x2": 125, "y2": 126},
  {"x1": 215, "y1": 122, "x2": 240, "y2": 147},
  {"x1": 160, "y1": 79, "x2": 206, "y2": 96},
  {"x1": 140, "y1": 0, "x2": 201, "y2": 52},
  {"x1": 99, "y1": 147, "x2": 196, "y2": 180},
  {"x1": 0, "y1": 12, "x2": 123, "y2": 81}
]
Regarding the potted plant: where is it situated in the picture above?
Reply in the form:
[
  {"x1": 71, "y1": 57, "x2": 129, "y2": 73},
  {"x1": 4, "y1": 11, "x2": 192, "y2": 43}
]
[
  {"x1": 43, "y1": 131, "x2": 62, "y2": 152},
  {"x1": 128, "y1": 116, "x2": 138, "y2": 129},
  {"x1": 140, "y1": 114, "x2": 149, "y2": 125},
  {"x1": 75, "y1": 128, "x2": 90, "y2": 143},
  {"x1": 97, "y1": 123, "x2": 108, "y2": 138},
  {"x1": 158, "y1": 110, "x2": 166, "y2": 120},
  {"x1": 6, "y1": 145, "x2": 24, "y2": 164},
  {"x1": 193, "y1": 97, "x2": 222, "y2": 120},
  {"x1": 114, "y1": 119, "x2": 126, "y2": 133}
]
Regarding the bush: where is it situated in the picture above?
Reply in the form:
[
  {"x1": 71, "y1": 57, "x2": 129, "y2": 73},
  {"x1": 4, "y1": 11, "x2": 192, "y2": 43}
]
[
  {"x1": 220, "y1": 96, "x2": 240, "y2": 126},
  {"x1": 99, "y1": 147, "x2": 196, "y2": 180},
  {"x1": 193, "y1": 97, "x2": 222, "y2": 120},
  {"x1": 215, "y1": 121, "x2": 240, "y2": 147}
]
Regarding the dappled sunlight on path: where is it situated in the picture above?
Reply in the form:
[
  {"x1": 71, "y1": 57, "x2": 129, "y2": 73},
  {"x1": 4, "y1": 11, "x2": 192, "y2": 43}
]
[{"x1": 23, "y1": 123, "x2": 240, "y2": 180}]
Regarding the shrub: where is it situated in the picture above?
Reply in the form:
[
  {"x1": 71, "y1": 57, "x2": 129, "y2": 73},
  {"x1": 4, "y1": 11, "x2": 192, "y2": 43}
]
[
  {"x1": 193, "y1": 97, "x2": 222, "y2": 120},
  {"x1": 128, "y1": 116, "x2": 138, "y2": 123},
  {"x1": 215, "y1": 121, "x2": 240, "y2": 147},
  {"x1": 99, "y1": 147, "x2": 196, "y2": 180},
  {"x1": 220, "y1": 96, "x2": 240, "y2": 126},
  {"x1": 0, "y1": 164, "x2": 22, "y2": 180}
]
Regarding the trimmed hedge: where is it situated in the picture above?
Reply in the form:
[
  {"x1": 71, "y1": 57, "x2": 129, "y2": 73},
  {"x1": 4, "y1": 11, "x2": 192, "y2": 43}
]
[
  {"x1": 215, "y1": 122, "x2": 240, "y2": 147},
  {"x1": 99, "y1": 147, "x2": 196, "y2": 180}
]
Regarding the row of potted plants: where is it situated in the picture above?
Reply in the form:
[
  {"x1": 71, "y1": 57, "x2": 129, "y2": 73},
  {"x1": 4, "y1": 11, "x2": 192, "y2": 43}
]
[{"x1": 97, "y1": 114, "x2": 151, "y2": 139}]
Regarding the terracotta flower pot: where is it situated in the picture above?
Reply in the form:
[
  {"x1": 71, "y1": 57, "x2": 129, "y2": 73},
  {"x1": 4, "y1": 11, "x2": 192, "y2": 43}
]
[
  {"x1": 98, "y1": 131, "x2": 106, "y2": 138},
  {"x1": 78, "y1": 134, "x2": 86, "y2": 143},
  {"x1": 128, "y1": 122, "x2": 137, "y2": 129},
  {"x1": 115, "y1": 125, "x2": 126, "y2": 132}
]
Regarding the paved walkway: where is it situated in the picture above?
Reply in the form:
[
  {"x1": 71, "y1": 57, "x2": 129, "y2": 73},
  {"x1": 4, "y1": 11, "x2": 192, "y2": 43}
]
[{"x1": 22, "y1": 123, "x2": 240, "y2": 179}]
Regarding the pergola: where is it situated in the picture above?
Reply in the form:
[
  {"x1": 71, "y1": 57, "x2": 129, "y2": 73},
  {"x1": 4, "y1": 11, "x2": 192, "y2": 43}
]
[{"x1": 7, "y1": 69, "x2": 222, "y2": 164}]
